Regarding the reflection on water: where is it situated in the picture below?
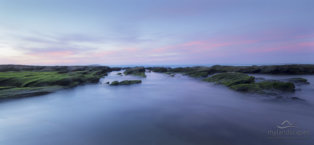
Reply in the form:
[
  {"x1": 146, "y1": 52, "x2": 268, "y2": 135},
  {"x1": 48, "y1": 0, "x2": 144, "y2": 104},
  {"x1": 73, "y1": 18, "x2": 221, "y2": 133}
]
[{"x1": 0, "y1": 71, "x2": 314, "y2": 145}]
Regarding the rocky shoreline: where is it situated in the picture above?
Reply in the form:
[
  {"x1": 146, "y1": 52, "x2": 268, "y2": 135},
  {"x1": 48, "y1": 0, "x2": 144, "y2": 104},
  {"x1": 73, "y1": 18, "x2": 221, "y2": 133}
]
[
  {"x1": 1, "y1": 64, "x2": 313, "y2": 100},
  {"x1": 0, "y1": 65, "x2": 119, "y2": 99}
]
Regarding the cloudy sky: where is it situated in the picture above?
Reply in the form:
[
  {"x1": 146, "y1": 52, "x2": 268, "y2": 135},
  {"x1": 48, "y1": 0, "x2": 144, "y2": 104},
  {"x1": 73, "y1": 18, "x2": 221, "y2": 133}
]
[{"x1": 0, "y1": 0, "x2": 313, "y2": 65}]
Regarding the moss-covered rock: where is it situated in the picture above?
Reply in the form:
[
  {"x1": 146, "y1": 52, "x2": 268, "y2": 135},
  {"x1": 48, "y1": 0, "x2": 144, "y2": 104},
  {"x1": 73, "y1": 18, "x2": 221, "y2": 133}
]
[
  {"x1": 120, "y1": 80, "x2": 142, "y2": 85},
  {"x1": 0, "y1": 68, "x2": 110, "y2": 99},
  {"x1": 145, "y1": 64, "x2": 314, "y2": 75},
  {"x1": 203, "y1": 72, "x2": 296, "y2": 94},
  {"x1": 110, "y1": 81, "x2": 120, "y2": 86},
  {"x1": 257, "y1": 81, "x2": 295, "y2": 92},
  {"x1": 0, "y1": 86, "x2": 64, "y2": 99},
  {"x1": 149, "y1": 67, "x2": 169, "y2": 72},
  {"x1": 117, "y1": 72, "x2": 123, "y2": 76},
  {"x1": 203, "y1": 72, "x2": 255, "y2": 86},
  {"x1": 110, "y1": 80, "x2": 142, "y2": 86},
  {"x1": 124, "y1": 67, "x2": 146, "y2": 77},
  {"x1": 0, "y1": 70, "x2": 108, "y2": 88},
  {"x1": 230, "y1": 81, "x2": 295, "y2": 93},
  {"x1": 230, "y1": 84, "x2": 262, "y2": 93},
  {"x1": 187, "y1": 72, "x2": 209, "y2": 78},
  {"x1": 287, "y1": 78, "x2": 309, "y2": 85}
]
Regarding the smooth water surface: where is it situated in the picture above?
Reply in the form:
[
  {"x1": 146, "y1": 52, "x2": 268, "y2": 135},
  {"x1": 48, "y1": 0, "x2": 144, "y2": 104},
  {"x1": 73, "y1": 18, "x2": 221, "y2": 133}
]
[{"x1": 0, "y1": 72, "x2": 314, "y2": 145}]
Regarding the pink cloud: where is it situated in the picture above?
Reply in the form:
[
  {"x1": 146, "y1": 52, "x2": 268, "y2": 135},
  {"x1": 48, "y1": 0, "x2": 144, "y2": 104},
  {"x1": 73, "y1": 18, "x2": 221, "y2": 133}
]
[
  {"x1": 182, "y1": 41, "x2": 205, "y2": 46},
  {"x1": 12, "y1": 50, "x2": 80, "y2": 65},
  {"x1": 152, "y1": 39, "x2": 257, "y2": 55},
  {"x1": 247, "y1": 41, "x2": 314, "y2": 53},
  {"x1": 27, "y1": 50, "x2": 75, "y2": 58},
  {"x1": 299, "y1": 42, "x2": 314, "y2": 47},
  {"x1": 5, "y1": 28, "x2": 314, "y2": 65}
]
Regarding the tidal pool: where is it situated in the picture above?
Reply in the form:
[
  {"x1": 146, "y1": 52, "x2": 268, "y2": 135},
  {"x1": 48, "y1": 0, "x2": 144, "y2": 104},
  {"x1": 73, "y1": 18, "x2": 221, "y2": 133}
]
[{"x1": 0, "y1": 71, "x2": 313, "y2": 145}]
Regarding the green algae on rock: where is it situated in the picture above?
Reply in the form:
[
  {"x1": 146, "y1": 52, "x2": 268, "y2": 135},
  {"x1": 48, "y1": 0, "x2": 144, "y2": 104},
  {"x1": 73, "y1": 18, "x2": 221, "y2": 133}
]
[
  {"x1": 203, "y1": 72, "x2": 295, "y2": 94},
  {"x1": 287, "y1": 78, "x2": 310, "y2": 85},
  {"x1": 148, "y1": 64, "x2": 314, "y2": 75},
  {"x1": 124, "y1": 67, "x2": 146, "y2": 77},
  {"x1": 203, "y1": 72, "x2": 255, "y2": 87},
  {"x1": 257, "y1": 81, "x2": 295, "y2": 92},
  {"x1": 0, "y1": 67, "x2": 110, "y2": 99},
  {"x1": 110, "y1": 80, "x2": 142, "y2": 86}
]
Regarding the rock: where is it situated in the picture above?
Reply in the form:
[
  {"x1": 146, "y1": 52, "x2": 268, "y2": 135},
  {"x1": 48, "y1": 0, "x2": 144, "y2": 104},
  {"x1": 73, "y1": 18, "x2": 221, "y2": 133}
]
[
  {"x1": 257, "y1": 81, "x2": 295, "y2": 92},
  {"x1": 255, "y1": 77, "x2": 266, "y2": 82},
  {"x1": 142, "y1": 64, "x2": 314, "y2": 75},
  {"x1": 110, "y1": 80, "x2": 142, "y2": 86},
  {"x1": 203, "y1": 72, "x2": 255, "y2": 87},
  {"x1": 203, "y1": 72, "x2": 296, "y2": 94},
  {"x1": 230, "y1": 84, "x2": 262, "y2": 93},
  {"x1": 149, "y1": 67, "x2": 169, "y2": 72},
  {"x1": 287, "y1": 78, "x2": 309, "y2": 85},
  {"x1": 187, "y1": 72, "x2": 209, "y2": 78},
  {"x1": 165, "y1": 72, "x2": 175, "y2": 77},
  {"x1": 124, "y1": 67, "x2": 146, "y2": 77},
  {"x1": 110, "y1": 81, "x2": 119, "y2": 86}
]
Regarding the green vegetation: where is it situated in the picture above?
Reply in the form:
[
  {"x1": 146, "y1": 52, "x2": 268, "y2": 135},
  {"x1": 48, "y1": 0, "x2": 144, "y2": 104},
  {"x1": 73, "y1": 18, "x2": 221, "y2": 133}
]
[
  {"x1": 258, "y1": 81, "x2": 295, "y2": 92},
  {"x1": 187, "y1": 71, "x2": 209, "y2": 78},
  {"x1": 0, "y1": 86, "x2": 63, "y2": 99},
  {"x1": 149, "y1": 64, "x2": 314, "y2": 75},
  {"x1": 110, "y1": 80, "x2": 142, "y2": 86},
  {"x1": 203, "y1": 72, "x2": 255, "y2": 86},
  {"x1": 230, "y1": 81, "x2": 295, "y2": 93},
  {"x1": 0, "y1": 64, "x2": 312, "y2": 100},
  {"x1": 124, "y1": 67, "x2": 146, "y2": 77},
  {"x1": 148, "y1": 66, "x2": 211, "y2": 78},
  {"x1": 230, "y1": 84, "x2": 262, "y2": 93},
  {"x1": 287, "y1": 78, "x2": 309, "y2": 84},
  {"x1": 0, "y1": 67, "x2": 111, "y2": 99},
  {"x1": 0, "y1": 71, "x2": 105, "y2": 87},
  {"x1": 147, "y1": 67, "x2": 169, "y2": 72},
  {"x1": 203, "y1": 72, "x2": 295, "y2": 94},
  {"x1": 184, "y1": 67, "x2": 211, "y2": 78}
]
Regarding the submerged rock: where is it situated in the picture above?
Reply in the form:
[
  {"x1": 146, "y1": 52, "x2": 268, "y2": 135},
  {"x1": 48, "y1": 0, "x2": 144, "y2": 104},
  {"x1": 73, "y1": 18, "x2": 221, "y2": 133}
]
[
  {"x1": 110, "y1": 80, "x2": 142, "y2": 86},
  {"x1": 255, "y1": 77, "x2": 266, "y2": 82},
  {"x1": 165, "y1": 72, "x2": 175, "y2": 77}
]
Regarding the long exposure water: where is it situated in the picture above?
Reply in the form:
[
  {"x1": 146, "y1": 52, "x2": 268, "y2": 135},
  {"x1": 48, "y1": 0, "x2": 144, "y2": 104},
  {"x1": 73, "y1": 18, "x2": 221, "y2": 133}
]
[{"x1": 0, "y1": 71, "x2": 313, "y2": 145}]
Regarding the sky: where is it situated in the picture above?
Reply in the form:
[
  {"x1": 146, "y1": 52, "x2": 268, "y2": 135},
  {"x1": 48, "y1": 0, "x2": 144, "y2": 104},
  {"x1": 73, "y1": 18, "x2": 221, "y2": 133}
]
[{"x1": 0, "y1": 0, "x2": 313, "y2": 66}]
